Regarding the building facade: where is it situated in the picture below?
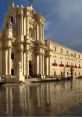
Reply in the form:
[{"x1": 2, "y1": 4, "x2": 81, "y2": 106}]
[{"x1": 0, "y1": 3, "x2": 82, "y2": 82}]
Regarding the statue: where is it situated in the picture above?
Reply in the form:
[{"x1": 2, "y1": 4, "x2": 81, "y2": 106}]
[
  {"x1": 28, "y1": 0, "x2": 33, "y2": 6},
  {"x1": 6, "y1": 17, "x2": 12, "y2": 29}
]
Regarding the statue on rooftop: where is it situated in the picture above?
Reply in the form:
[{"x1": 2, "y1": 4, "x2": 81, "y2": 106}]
[
  {"x1": 28, "y1": 0, "x2": 33, "y2": 6},
  {"x1": 6, "y1": 17, "x2": 12, "y2": 29}
]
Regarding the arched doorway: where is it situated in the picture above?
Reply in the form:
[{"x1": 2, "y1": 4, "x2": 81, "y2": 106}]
[{"x1": 29, "y1": 61, "x2": 33, "y2": 77}]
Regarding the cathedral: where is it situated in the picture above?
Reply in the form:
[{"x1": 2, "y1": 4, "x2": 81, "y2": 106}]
[{"x1": 0, "y1": 3, "x2": 82, "y2": 83}]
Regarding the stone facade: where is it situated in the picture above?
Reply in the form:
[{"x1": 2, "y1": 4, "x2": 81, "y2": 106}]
[{"x1": 0, "y1": 3, "x2": 82, "y2": 82}]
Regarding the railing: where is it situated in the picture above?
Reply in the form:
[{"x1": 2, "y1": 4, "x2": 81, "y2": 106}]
[{"x1": 59, "y1": 64, "x2": 64, "y2": 67}]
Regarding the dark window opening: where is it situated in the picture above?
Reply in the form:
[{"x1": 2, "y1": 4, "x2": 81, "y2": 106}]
[
  {"x1": 61, "y1": 72, "x2": 63, "y2": 75},
  {"x1": 11, "y1": 53, "x2": 14, "y2": 60},
  {"x1": 29, "y1": 61, "x2": 33, "y2": 77},
  {"x1": 67, "y1": 72, "x2": 68, "y2": 75},
  {"x1": 11, "y1": 69, "x2": 14, "y2": 76}
]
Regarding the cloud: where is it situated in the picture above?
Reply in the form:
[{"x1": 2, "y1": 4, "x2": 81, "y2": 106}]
[{"x1": 39, "y1": 0, "x2": 82, "y2": 51}]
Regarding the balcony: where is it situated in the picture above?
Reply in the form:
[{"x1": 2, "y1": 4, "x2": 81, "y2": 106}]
[
  {"x1": 59, "y1": 64, "x2": 64, "y2": 67},
  {"x1": 66, "y1": 65, "x2": 70, "y2": 67},
  {"x1": 75, "y1": 66, "x2": 77, "y2": 68}
]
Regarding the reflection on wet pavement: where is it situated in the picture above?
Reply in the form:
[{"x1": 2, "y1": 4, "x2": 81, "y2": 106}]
[{"x1": 0, "y1": 79, "x2": 82, "y2": 116}]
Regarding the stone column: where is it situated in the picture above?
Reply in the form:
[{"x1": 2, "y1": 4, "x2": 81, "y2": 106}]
[
  {"x1": 20, "y1": 50, "x2": 23, "y2": 71},
  {"x1": 17, "y1": 49, "x2": 24, "y2": 82},
  {"x1": 20, "y1": 11, "x2": 23, "y2": 35},
  {"x1": 39, "y1": 54, "x2": 42, "y2": 76},
  {"x1": 36, "y1": 55, "x2": 39, "y2": 76},
  {"x1": 42, "y1": 54, "x2": 45, "y2": 76},
  {"x1": 49, "y1": 57, "x2": 50, "y2": 76},
  {"x1": 5, "y1": 49, "x2": 8, "y2": 75},
  {"x1": 39, "y1": 24, "x2": 42, "y2": 41},
  {"x1": 8, "y1": 48, "x2": 11, "y2": 76},
  {"x1": 36, "y1": 24, "x2": 39, "y2": 40},
  {"x1": 26, "y1": 15, "x2": 29, "y2": 37},
  {"x1": 23, "y1": 53, "x2": 26, "y2": 75},
  {"x1": 46, "y1": 57, "x2": 49, "y2": 76},
  {"x1": 42, "y1": 24, "x2": 44, "y2": 40},
  {"x1": 26, "y1": 52, "x2": 29, "y2": 77}
]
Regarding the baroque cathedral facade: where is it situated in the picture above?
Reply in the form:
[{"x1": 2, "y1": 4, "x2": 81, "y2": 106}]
[{"x1": 0, "y1": 3, "x2": 82, "y2": 82}]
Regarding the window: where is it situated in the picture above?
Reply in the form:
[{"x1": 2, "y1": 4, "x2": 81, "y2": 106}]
[
  {"x1": 67, "y1": 51, "x2": 69, "y2": 54},
  {"x1": 10, "y1": 16, "x2": 14, "y2": 23},
  {"x1": 54, "y1": 71, "x2": 56, "y2": 76},
  {"x1": 11, "y1": 69, "x2": 14, "y2": 76},
  {"x1": 79, "y1": 55, "x2": 80, "y2": 58},
  {"x1": 61, "y1": 72, "x2": 63, "y2": 75},
  {"x1": 55, "y1": 46, "x2": 56, "y2": 51},
  {"x1": 75, "y1": 53, "x2": 76, "y2": 57},
  {"x1": 54, "y1": 60, "x2": 56, "y2": 63},
  {"x1": 60, "y1": 48, "x2": 63, "y2": 53},
  {"x1": 11, "y1": 53, "x2": 14, "y2": 60}
]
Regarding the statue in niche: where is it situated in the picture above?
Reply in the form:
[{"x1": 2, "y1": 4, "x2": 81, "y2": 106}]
[{"x1": 6, "y1": 17, "x2": 13, "y2": 29}]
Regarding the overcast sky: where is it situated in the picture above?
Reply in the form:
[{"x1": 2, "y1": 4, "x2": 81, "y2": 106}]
[{"x1": 0, "y1": 0, "x2": 82, "y2": 52}]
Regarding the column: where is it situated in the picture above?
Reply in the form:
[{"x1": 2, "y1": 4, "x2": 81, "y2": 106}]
[
  {"x1": 42, "y1": 24, "x2": 44, "y2": 40},
  {"x1": 21, "y1": 50, "x2": 23, "y2": 71},
  {"x1": 39, "y1": 54, "x2": 42, "y2": 76},
  {"x1": 8, "y1": 48, "x2": 11, "y2": 76},
  {"x1": 26, "y1": 15, "x2": 29, "y2": 37},
  {"x1": 36, "y1": 24, "x2": 39, "y2": 40},
  {"x1": 39, "y1": 24, "x2": 42, "y2": 41},
  {"x1": 49, "y1": 57, "x2": 50, "y2": 76},
  {"x1": 17, "y1": 50, "x2": 24, "y2": 82},
  {"x1": 23, "y1": 52, "x2": 26, "y2": 75},
  {"x1": 36, "y1": 55, "x2": 39, "y2": 75},
  {"x1": 19, "y1": 10, "x2": 24, "y2": 42},
  {"x1": 26, "y1": 52, "x2": 29, "y2": 77},
  {"x1": 42, "y1": 54, "x2": 44, "y2": 76},
  {"x1": 46, "y1": 57, "x2": 48, "y2": 76},
  {"x1": 39, "y1": 54, "x2": 41, "y2": 75},
  {"x1": 5, "y1": 49, "x2": 8, "y2": 75},
  {"x1": 20, "y1": 11, "x2": 23, "y2": 35}
]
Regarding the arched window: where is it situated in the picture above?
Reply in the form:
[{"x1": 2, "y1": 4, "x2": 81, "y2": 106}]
[{"x1": 11, "y1": 53, "x2": 14, "y2": 60}]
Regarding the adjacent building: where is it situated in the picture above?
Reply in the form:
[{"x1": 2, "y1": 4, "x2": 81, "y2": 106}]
[{"x1": 0, "y1": 3, "x2": 82, "y2": 82}]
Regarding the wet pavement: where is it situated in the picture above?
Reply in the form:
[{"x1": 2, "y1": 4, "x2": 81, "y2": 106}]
[{"x1": 0, "y1": 79, "x2": 82, "y2": 116}]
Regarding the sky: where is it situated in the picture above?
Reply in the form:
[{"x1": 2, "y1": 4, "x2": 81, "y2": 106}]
[{"x1": 0, "y1": 0, "x2": 82, "y2": 52}]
